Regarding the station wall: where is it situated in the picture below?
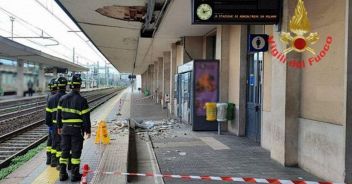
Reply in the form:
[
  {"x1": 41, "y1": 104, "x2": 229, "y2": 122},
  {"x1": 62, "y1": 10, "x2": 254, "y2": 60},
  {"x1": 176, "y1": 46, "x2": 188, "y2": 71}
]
[
  {"x1": 297, "y1": 0, "x2": 346, "y2": 181},
  {"x1": 261, "y1": 0, "x2": 346, "y2": 181}
]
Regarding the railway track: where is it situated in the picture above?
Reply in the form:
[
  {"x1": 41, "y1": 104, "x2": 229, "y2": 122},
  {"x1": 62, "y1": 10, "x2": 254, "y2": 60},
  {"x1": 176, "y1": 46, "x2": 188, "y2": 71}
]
[
  {"x1": 0, "y1": 88, "x2": 113, "y2": 116},
  {"x1": 0, "y1": 88, "x2": 116, "y2": 134},
  {"x1": 0, "y1": 88, "x2": 123, "y2": 169}
]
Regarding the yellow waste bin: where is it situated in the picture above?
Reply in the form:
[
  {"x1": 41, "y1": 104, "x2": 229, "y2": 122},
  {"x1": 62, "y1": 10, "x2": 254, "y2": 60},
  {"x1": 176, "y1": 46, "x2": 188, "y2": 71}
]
[{"x1": 205, "y1": 102, "x2": 217, "y2": 121}]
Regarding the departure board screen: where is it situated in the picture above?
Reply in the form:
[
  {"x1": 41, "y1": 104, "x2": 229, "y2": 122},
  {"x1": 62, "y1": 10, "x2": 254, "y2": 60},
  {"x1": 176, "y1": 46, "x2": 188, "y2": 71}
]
[{"x1": 192, "y1": 0, "x2": 282, "y2": 25}]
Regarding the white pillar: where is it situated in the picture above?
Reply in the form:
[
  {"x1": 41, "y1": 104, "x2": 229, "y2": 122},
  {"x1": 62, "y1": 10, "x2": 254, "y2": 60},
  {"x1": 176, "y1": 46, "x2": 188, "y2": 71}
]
[
  {"x1": 39, "y1": 64, "x2": 46, "y2": 94},
  {"x1": 163, "y1": 51, "x2": 171, "y2": 109},
  {"x1": 158, "y1": 57, "x2": 163, "y2": 105},
  {"x1": 16, "y1": 59, "x2": 24, "y2": 97},
  {"x1": 170, "y1": 43, "x2": 177, "y2": 114},
  {"x1": 53, "y1": 67, "x2": 58, "y2": 77}
]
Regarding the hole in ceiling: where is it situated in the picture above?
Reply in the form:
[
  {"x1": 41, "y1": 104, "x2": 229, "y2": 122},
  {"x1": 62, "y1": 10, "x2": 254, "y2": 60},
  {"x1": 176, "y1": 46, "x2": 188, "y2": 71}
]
[{"x1": 96, "y1": 5, "x2": 146, "y2": 22}]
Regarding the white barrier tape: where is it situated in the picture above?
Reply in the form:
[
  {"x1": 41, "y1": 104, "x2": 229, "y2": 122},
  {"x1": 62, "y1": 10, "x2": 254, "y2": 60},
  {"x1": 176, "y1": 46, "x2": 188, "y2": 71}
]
[{"x1": 83, "y1": 170, "x2": 345, "y2": 184}]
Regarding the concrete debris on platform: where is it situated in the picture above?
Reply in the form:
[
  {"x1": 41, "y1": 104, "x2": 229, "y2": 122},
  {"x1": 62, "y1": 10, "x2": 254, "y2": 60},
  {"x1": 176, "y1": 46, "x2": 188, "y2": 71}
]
[
  {"x1": 133, "y1": 118, "x2": 192, "y2": 139},
  {"x1": 91, "y1": 119, "x2": 129, "y2": 138},
  {"x1": 109, "y1": 119, "x2": 129, "y2": 134}
]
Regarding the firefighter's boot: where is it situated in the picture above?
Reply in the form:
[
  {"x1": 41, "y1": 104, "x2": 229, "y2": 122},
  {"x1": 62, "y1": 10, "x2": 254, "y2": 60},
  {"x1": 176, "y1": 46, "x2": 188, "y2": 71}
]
[
  {"x1": 56, "y1": 163, "x2": 60, "y2": 171},
  {"x1": 71, "y1": 164, "x2": 82, "y2": 182},
  {"x1": 46, "y1": 153, "x2": 51, "y2": 165},
  {"x1": 59, "y1": 164, "x2": 68, "y2": 181},
  {"x1": 50, "y1": 155, "x2": 58, "y2": 167}
]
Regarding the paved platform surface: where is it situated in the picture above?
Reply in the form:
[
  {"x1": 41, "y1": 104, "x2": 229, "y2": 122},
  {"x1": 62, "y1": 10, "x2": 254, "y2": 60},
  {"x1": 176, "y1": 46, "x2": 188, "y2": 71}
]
[
  {"x1": 130, "y1": 94, "x2": 321, "y2": 184},
  {"x1": 1, "y1": 88, "x2": 131, "y2": 184}
]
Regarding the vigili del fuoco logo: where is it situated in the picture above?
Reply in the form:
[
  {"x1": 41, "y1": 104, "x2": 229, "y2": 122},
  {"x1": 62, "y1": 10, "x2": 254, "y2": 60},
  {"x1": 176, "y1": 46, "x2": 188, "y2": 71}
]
[{"x1": 269, "y1": 0, "x2": 333, "y2": 69}]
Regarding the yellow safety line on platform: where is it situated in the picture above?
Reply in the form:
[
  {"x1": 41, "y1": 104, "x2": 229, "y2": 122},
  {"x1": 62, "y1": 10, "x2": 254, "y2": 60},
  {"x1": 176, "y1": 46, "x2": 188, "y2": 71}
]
[
  {"x1": 31, "y1": 89, "x2": 128, "y2": 184},
  {"x1": 31, "y1": 166, "x2": 59, "y2": 184}
]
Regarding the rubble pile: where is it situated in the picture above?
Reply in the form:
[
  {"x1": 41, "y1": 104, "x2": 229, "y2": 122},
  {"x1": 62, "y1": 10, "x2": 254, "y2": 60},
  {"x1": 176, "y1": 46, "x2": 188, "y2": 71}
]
[
  {"x1": 91, "y1": 119, "x2": 129, "y2": 138},
  {"x1": 134, "y1": 119, "x2": 191, "y2": 139},
  {"x1": 108, "y1": 119, "x2": 129, "y2": 137}
]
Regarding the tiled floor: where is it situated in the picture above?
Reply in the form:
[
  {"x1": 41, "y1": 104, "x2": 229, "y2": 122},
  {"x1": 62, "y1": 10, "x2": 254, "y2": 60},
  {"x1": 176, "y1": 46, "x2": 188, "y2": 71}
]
[{"x1": 131, "y1": 95, "x2": 321, "y2": 184}]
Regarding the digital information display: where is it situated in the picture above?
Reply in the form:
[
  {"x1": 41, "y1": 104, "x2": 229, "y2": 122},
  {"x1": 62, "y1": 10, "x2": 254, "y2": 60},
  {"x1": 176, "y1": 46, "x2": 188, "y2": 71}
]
[{"x1": 192, "y1": 0, "x2": 282, "y2": 25}]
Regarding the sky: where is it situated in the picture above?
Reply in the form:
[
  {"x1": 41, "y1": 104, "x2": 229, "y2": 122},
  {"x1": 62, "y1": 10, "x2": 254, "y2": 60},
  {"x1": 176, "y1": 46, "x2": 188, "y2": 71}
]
[{"x1": 0, "y1": 0, "x2": 118, "y2": 73}]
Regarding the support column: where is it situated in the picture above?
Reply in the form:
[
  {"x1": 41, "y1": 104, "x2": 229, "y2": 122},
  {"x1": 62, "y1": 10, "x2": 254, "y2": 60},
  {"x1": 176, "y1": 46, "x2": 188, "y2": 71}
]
[
  {"x1": 149, "y1": 65, "x2": 153, "y2": 92},
  {"x1": 158, "y1": 57, "x2": 163, "y2": 104},
  {"x1": 270, "y1": 0, "x2": 300, "y2": 166},
  {"x1": 225, "y1": 25, "x2": 248, "y2": 136},
  {"x1": 170, "y1": 43, "x2": 177, "y2": 114},
  {"x1": 144, "y1": 68, "x2": 149, "y2": 91},
  {"x1": 216, "y1": 26, "x2": 230, "y2": 103},
  {"x1": 216, "y1": 25, "x2": 230, "y2": 132},
  {"x1": 154, "y1": 61, "x2": 159, "y2": 102},
  {"x1": 141, "y1": 72, "x2": 145, "y2": 90},
  {"x1": 16, "y1": 59, "x2": 24, "y2": 97},
  {"x1": 345, "y1": 0, "x2": 352, "y2": 182},
  {"x1": 162, "y1": 51, "x2": 171, "y2": 108},
  {"x1": 38, "y1": 64, "x2": 46, "y2": 94},
  {"x1": 176, "y1": 43, "x2": 184, "y2": 66},
  {"x1": 53, "y1": 67, "x2": 58, "y2": 77}
]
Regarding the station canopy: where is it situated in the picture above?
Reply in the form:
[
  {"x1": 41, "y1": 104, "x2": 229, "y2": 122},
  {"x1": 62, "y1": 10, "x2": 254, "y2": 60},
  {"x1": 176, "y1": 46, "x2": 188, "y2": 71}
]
[
  {"x1": 0, "y1": 36, "x2": 88, "y2": 72},
  {"x1": 55, "y1": 0, "x2": 215, "y2": 74}
]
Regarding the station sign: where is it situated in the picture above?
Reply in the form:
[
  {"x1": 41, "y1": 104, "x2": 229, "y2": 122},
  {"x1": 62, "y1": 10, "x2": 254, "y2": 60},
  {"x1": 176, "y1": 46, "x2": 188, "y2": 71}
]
[
  {"x1": 192, "y1": 0, "x2": 282, "y2": 25},
  {"x1": 248, "y1": 34, "x2": 269, "y2": 52}
]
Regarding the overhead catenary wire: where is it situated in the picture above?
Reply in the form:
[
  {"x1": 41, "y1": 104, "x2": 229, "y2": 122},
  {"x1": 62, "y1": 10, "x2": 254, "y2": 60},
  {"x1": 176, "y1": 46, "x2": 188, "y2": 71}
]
[
  {"x1": 0, "y1": 26, "x2": 72, "y2": 61},
  {"x1": 0, "y1": 3, "x2": 103, "y2": 65},
  {"x1": 34, "y1": 0, "x2": 109, "y2": 64},
  {"x1": 0, "y1": 8, "x2": 78, "y2": 61}
]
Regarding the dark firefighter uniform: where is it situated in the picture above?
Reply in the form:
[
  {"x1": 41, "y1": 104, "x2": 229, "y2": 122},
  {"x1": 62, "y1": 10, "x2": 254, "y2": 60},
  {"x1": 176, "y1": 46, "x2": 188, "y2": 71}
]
[
  {"x1": 46, "y1": 77, "x2": 67, "y2": 168},
  {"x1": 45, "y1": 78, "x2": 57, "y2": 165},
  {"x1": 57, "y1": 74, "x2": 91, "y2": 182}
]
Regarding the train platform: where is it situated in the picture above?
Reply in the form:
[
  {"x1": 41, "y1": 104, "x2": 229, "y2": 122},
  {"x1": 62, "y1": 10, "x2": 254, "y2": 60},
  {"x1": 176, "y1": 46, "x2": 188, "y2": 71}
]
[
  {"x1": 1, "y1": 88, "x2": 131, "y2": 184},
  {"x1": 1, "y1": 88, "x2": 324, "y2": 184}
]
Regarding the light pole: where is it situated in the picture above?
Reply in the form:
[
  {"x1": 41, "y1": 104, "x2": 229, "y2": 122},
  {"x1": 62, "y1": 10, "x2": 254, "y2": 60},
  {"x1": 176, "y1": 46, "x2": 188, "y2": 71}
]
[
  {"x1": 10, "y1": 16, "x2": 15, "y2": 40},
  {"x1": 97, "y1": 61, "x2": 100, "y2": 88}
]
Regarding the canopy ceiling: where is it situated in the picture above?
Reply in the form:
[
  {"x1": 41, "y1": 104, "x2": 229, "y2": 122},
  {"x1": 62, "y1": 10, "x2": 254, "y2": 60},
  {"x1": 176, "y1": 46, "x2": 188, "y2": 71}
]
[
  {"x1": 56, "y1": 0, "x2": 215, "y2": 74},
  {"x1": 0, "y1": 36, "x2": 88, "y2": 72}
]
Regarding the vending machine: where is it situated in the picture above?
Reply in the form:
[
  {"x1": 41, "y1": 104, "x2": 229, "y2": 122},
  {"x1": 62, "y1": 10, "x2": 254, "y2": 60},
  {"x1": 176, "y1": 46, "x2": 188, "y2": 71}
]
[{"x1": 176, "y1": 60, "x2": 219, "y2": 131}]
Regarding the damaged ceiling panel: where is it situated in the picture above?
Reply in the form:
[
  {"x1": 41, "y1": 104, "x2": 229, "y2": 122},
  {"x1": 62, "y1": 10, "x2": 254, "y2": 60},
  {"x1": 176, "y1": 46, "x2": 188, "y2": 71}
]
[{"x1": 96, "y1": 5, "x2": 146, "y2": 22}]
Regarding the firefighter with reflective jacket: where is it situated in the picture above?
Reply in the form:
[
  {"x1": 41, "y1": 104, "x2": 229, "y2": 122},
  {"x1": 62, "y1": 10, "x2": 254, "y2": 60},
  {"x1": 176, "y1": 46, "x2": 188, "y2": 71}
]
[
  {"x1": 57, "y1": 74, "x2": 91, "y2": 182},
  {"x1": 46, "y1": 77, "x2": 67, "y2": 167},
  {"x1": 45, "y1": 78, "x2": 57, "y2": 165}
]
